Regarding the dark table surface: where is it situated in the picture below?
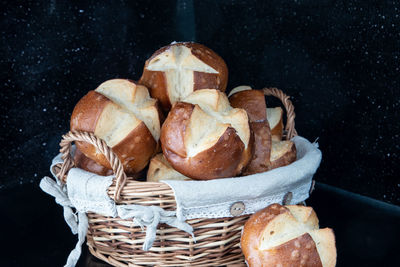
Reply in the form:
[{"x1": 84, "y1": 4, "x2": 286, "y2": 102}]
[{"x1": 2, "y1": 182, "x2": 399, "y2": 267}]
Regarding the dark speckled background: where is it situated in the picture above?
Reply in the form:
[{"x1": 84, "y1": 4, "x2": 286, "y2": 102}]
[{"x1": 1, "y1": 0, "x2": 399, "y2": 204}]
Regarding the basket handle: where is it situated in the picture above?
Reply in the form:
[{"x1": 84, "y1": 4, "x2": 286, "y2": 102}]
[
  {"x1": 57, "y1": 130, "x2": 127, "y2": 202},
  {"x1": 263, "y1": 87, "x2": 298, "y2": 140}
]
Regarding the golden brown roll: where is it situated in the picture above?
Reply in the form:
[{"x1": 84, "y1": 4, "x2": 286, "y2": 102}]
[
  {"x1": 270, "y1": 140, "x2": 297, "y2": 169},
  {"x1": 74, "y1": 148, "x2": 113, "y2": 176},
  {"x1": 230, "y1": 86, "x2": 297, "y2": 174},
  {"x1": 147, "y1": 153, "x2": 190, "y2": 182},
  {"x1": 139, "y1": 42, "x2": 228, "y2": 112},
  {"x1": 267, "y1": 107, "x2": 284, "y2": 141},
  {"x1": 70, "y1": 79, "x2": 161, "y2": 174},
  {"x1": 229, "y1": 86, "x2": 272, "y2": 174},
  {"x1": 241, "y1": 204, "x2": 337, "y2": 267},
  {"x1": 161, "y1": 89, "x2": 252, "y2": 180}
]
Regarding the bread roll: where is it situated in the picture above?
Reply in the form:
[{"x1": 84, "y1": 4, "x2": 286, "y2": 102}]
[
  {"x1": 241, "y1": 204, "x2": 337, "y2": 267},
  {"x1": 228, "y1": 85, "x2": 252, "y2": 97},
  {"x1": 70, "y1": 79, "x2": 161, "y2": 174},
  {"x1": 229, "y1": 86, "x2": 271, "y2": 175},
  {"x1": 229, "y1": 86, "x2": 268, "y2": 122},
  {"x1": 230, "y1": 86, "x2": 284, "y2": 141},
  {"x1": 139, "y1": 42, "x2": 228, "y2": 111},
  {"x1": 74, "y1": 148, "x2": 113, "y2": 176},
  {"x1": 270, "y1": 140, "x2": 297, "y2": 169},
  {"x1": 147, "y1": 154, "x2": 190, "y2": 182},
  {"x1": 74, "y1": 148, "x2": 146, "y2": 179},
  {"x1": 267, "y1": 107, "x2": 284, "y2": 141},
  {"x1": 161, "y1": 89, "x2": 253, "y2": 180},
  {"x1": 230, "y1": 86, "x2": 297, "y2": 172}
]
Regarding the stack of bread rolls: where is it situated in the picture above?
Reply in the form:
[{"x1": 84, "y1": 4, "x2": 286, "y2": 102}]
[
  {"x1": 70, "y1": 42, "x2": 296, "y2": 180},
  {"x1": 69, "y1": 42, "x2": 335, "y2": 265}
]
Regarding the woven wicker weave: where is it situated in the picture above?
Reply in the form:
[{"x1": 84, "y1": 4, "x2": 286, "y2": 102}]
[{"x1": 53, "y1": 88, "x2": 297, "y2": 267}]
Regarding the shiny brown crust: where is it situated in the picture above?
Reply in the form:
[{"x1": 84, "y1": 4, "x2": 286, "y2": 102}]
[
  {"x1": 160, "y1": 102, "x2": 194, "y2": 158},
  {"x1": 74, "y1": 148, "x2": 113, "y2": 176},
  {"x1": 70, "y1": 91, "x2": 109, "y2": 133},
  {"x1": 242, "y1": 122, "x2": 271, "y2": 175},
  {"x1": 241, "y1": 204, "x2": 323, "y2": 267},
  {"x1": 139, "y1": 42, "x2": 228, "y2": 111},
  {"x1": 139, "y1": 71, "x2": 170, "y2": 112},
  {"x1": 229, "y1": 89, "x2": 267, "y2": 122},
  {"x1": 229, "y1": 89, "x2": 271, "y2": 175},
  {"x1": 70, "y1": 90, "x2": 158, "y2": 174},
  {"x1": 270, "y1": 141, "x2": 297, "y2": 170},
  {"x1": 189, "y1": 42, "x2": 228, "y2": 90},
  {"x1": 70, "y1": 90, "x2": 110, "y2": 165},
  {"x1": 271, "y1": 118, "x2": 284, "y2": 139},
  {"x1": 260, "y1": 233, "x2": 323, "y2": 267},
  {"x1": 161, "y1": 102, "x2": 250, "y2": 180},
  {"x1": 267, "y1": 107, "x2": 284, "y2": 141},
  {"x1": 163, "y1": 127, "x2": 245, "y2": 180},
  {"x1": 147, "y1": 154, "x2": 191, "y2": 182},
  {"x1": 241, "y1": 204, "x2": 288, "y2": 267},
  {"x1": 111, "y1": 122, "x2": 157, "y2": 174}
]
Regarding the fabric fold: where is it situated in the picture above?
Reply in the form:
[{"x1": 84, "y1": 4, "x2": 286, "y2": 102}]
[
  {"x1": 39, "y1": 176, "x2": 78, "y2": 234},
  {"x1": 40, "y1": 169, "x2": 194, "y2": 265},
  {"x1": 39, "y1": 176, "x2": 88, "y2": 267}
]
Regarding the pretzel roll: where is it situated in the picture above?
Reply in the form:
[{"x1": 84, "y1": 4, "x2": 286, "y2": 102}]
[
  {"x1": 229, "y1": 86, "x2": 272, "y2": 175},
  {"x1": 267, "y1": 107, "x2": 284, "y2": 141},
  {"x1": 241, "y1": 204, "x2": 337, "y2": 267},
  {"x1": 270, "y1": 140, "x2": 297, "y2": 169},
  {"x1": 74, "y1": 148, "x2": 113, "y2": 176},
  {"x1": 139, "y1": 42, "x2": 228, "y2": 112},
  {"x1": 229, "y1": 86, "x2": 268, "y2": 122},
  {"x1": 161, "y1": 89, "x2": 252, "y2": 180},
  {"x1": 147, "y1": 153, "x2": 190, "y2": 182},
  {"x1": 70, "y1": 79, "x2": 161, "y2": 174}
]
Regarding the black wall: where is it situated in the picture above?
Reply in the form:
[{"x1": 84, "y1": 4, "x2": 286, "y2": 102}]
[{"x1": 1, "y1": 0, "x2": 399, "y2": 204}]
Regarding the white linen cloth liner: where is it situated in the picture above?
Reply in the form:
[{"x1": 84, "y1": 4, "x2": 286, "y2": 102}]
[
  {"x1": 165, "y1": 136, "x2": 321, "y2": 220},
  {"x1": 39, "y1": 135, "x2": 321, "y2": 267}
]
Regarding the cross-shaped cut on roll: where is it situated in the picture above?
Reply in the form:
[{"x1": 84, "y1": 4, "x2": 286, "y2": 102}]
[
  {"x1": 160, "y1": 89, "x2": 253, "y2": 180},
  {"x1": 139, "y1": 42, "x2": 228, "y2": 112},
  {"x1": 229, "y1": 86, "x2": 296, "y2": 175},
  {"x1": 241, "y1": 204, "x2": 337, "y2": 267},
  {"x1": 70, "y1": 79, "x2": 161, "y2": 174}
]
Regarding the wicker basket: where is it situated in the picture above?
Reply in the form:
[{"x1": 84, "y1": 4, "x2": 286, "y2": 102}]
[{"x1": 53, "y1": 88, "x2": 298, "y2": 267}]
